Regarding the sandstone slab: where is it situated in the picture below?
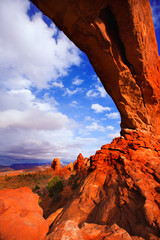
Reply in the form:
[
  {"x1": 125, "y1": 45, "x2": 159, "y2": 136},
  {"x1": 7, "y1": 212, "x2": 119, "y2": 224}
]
[{"x1": 0, "y1": 187, "x2": 48, "y2": 240}]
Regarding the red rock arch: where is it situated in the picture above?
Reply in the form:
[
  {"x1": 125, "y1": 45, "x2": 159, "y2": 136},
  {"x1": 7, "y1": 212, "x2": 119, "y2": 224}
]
[{"x1": 31, "y1": 0, "x2": 160, "y2": 137}]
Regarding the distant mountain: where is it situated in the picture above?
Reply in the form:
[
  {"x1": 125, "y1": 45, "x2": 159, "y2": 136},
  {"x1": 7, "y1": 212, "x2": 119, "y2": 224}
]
[
  {"x1": 0, "y1": 161, "x2": 71, "y2": 172},
  {"x1": 0, "y1": 165, "x2": 13, "y2": 172},
  {"x1": 10, "y1": 163, "x2": 51, "y2": 170}
]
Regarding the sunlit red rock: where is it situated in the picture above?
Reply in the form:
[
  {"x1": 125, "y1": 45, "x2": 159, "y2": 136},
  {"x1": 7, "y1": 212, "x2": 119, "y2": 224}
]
[
  {"x1": 47, "y1": 220, "x2": 84, "y2": 240},
  {"x1": 30, "y1": 0, "x2": 160, "y2": 136},
  {"x1": 50, "y1": 131, "x2": 160, "y2": 239},
  {"x1": 67, "y1": 162, "x2": 73, "y2": 171},
  {"x1": 81, "y1": 222, "x2": 134, "y2": 240},
  {"x1": 76, "y1": 153, "x2": 87, "y2": 176},
  {"x1": 46, "y1": 208, "x2": 63, "y2": 227},
  {"x1": 47, "y1": 220, "x2": 144, "y2": 240},
  {"x1": 0, "y1": 187, "x2": 48, "y2": 240},
  {"x1": 51, "y1": 158, "x2": 61, "y2": 172},
  {"x1": 84, "y1": 157, "x2": 90, "y2": 168}
]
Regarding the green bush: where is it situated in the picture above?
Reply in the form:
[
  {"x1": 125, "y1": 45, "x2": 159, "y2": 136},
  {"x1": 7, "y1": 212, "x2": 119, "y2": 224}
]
[
  {"x1": 68, "y1": 174, "x2": 75, "y2": 185},
  {"x1": 32, "y1": 184, "x2": 40, "y2": 191},
  {"x1": 68, "y1": 174, "x2": 79, "y2": 190},
  {"x1": 47, "y1": 176, "x2": 63, "y2": 197}
]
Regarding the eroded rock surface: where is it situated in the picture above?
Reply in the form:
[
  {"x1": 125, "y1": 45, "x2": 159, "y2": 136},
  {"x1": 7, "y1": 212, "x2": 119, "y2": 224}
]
[
  {"x1": 31, "y1": 0, "x2": 160, "y2": 136},
  {"x1": 75, "y1": 153, "x2": 87, "y2": 176},
  {"x1": 0, "y1": 187, "x2": 48, "y2": 240},
  {"x1": 51, "y1": 158, "x2": 61, "y2": 172},
  {"x1": 47, "y1": 220, "x2": 145, "y2": 240},
  {"x1": 50, "y1": 131, "x2": 160, "y2": 239}
]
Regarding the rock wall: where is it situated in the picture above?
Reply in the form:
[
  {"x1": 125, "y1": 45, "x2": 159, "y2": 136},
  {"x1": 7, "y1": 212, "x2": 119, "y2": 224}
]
[
  {"x1": 49, "y1": 131, "x2": 160, "y2": 239},
  {"x1": 31, "y1": 0, "x2": 160, "y2": 136}
]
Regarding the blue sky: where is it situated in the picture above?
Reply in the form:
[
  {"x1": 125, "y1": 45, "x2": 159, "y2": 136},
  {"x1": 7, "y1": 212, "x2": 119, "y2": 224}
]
[{"x1": 0, "y1": 0, "x2": 159, "y2": 165}]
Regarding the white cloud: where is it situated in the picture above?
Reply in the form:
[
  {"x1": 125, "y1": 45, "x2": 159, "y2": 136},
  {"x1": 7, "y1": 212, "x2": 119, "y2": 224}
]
[
  {"x1": 86, "y1": 122, "x2": 105, "y2": 132},
  {"x1": 0, "y1": 0, "x2": 81, "y2": 90},
  {"x1": 106, "y1": 126, "x2": 114, "y2": 131},
  {"x1": 92, "y1": 75, "x2": 100, "y2": 82},
  {"x1": 0, "y1": 109, "x2": 69, "y2": 130},
  {"x1": 107, "y1": 131, "x2": 120, "y2": 139},
  {"x1": 64, "y1": 88, "x2": 80, "y2": 96},
  {"x1": 106, "y1": 112, "x2": 120, "y2": 119},
  {"x1": 96, "y1": 86, "x2": 107, "y2": 98},
  {"x1": 72, "y1": 77, "x2": 84, "y2": 86},
  {"x1": 86, "y1": 84, "x2": 107, "y2": 98},
  {"x1": 0, "y1": 88, "x2": 69, "y2": 130},
  {"x1": 86, "y1": 121, "x2": 114, "y2": 132},
  {"x1": 51, "y1": 81, "x2": 64, "y2": 88},
  {"x1": 85, "y1": 116, "x2": 92, "y2": 121},
  {"x1": 0, "y1": 87, "x2": 102, "y2": 163},
  {"x1": 86, "y1": 89, "x2": 99, "y2": 97},
  {"x1": 70, "y1": 101, "x2": 78, "y2": 107},
  {"x1": 91, "y1": 104, "x2": 111, "y2": 113}
]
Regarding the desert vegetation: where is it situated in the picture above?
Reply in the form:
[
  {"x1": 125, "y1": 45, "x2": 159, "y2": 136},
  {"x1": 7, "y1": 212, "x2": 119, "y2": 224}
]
[{"x1": 0, "y1": 169, "x2": 53, "y2": 191}]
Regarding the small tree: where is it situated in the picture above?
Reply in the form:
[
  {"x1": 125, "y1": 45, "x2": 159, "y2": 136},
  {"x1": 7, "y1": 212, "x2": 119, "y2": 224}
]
[{"x1": 47, "y1": 176, "x2": 63, "y2": 197}]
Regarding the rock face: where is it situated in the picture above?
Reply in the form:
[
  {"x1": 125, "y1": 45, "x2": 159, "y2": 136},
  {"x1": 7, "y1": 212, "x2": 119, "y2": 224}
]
[
  {"x1": 51, "y1": 158, "x2": 61, "y2": 172},
  {"x1": 47, "y1": 220, "x2": 144, "y2": 240},
  {"x1": 74, "y1": 153, "x2": 87, "y2": 176},
  {"x1": 46, "y1": 208, "x2": 63, "y2": 227},
  {"x1": 31, "y1": 0, "x2": 160, "y2": 136},
  {"x1": 0, "y1": 187, "x2": 48, "y2": 240},
  {"x1": 67, "y1": 162, "x2": 73, "y2": 171},
  {"x1": 50, "y1": 130, "x2": 160, "y2": 239}
]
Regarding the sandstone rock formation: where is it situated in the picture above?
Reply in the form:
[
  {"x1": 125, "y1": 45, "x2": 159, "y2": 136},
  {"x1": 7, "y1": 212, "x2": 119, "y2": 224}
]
[
  {"x1": 31, "y1": 0, "x2": 160, "y2": 136},
  {"x1": 47, "y1": 220, "x2": 144, "y2": 240},
  {"x1": 0, "y1": 187, "x2": 48, "y2": 240},
  {"x1": 50, "y1": 131, "x2": 160, "y2": 239},
  {"x1": 51, "y1": 158, "x2": 61, "y2": 172},
  {"x1": 67, "y1": 162, "x2": 73, "y2": 171},
  {"x1": 74, "y1": 153, "x2": 87, "y2": 176},
  {"x1": 46, "y1": 208, "x2": 63, "y2": 228},
  {"x1": 84, "y1": 157, "x2": 90, "y2": 168}
]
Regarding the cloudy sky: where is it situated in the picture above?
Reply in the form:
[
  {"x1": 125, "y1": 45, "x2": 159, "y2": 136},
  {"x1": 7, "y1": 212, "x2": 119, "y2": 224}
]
[{"x1": 0, "y1": 0, "x2": 159, "y2": 165}]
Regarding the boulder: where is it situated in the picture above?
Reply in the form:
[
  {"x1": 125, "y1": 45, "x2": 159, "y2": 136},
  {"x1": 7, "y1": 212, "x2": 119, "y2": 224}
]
[
  {"x1": 81, "y1": 223, "x2": 133, "y2": 240},
  {"x1": 0, "y1": 187, "x2": 48, "y2": 240},
  {"x1": 46, "y1": 208, "x2": 63, "y2": 227},
  {"x1": 47, "y1": 220, "x2": 84, "y2": 240}
]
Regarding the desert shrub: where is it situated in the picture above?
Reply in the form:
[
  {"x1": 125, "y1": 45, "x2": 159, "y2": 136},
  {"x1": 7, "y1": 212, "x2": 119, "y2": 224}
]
[
  {"x1": 68, "y1": 174, "x2": 75, "y2": 185},
  {"x1": 48, "y1": 176, "x2": 63, "y2": 197},
  {"x1": 32, "y1": 184, "x2": 40, "y2": 191},
  {"x1": 68, "y1": 174, "x2": 79, "y2": 190},
  {"x1": 38, "y1": 198, "x2": 42, "y2": 205},
  {"x1": 71, "y1": 180, "x2": 79, "y2": 190},
  {"x1": 4, "y1": 175, "x2": 11, "y2": 181}
]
